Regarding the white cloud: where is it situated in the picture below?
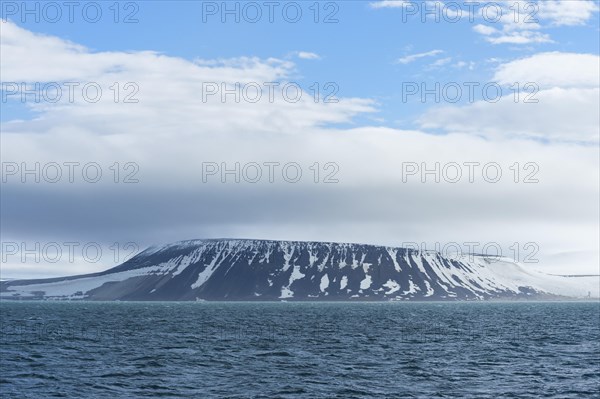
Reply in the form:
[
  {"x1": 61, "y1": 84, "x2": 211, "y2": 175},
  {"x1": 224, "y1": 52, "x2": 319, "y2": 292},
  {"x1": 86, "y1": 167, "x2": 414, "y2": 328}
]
[
  {"x1": 371, "y1": 0, "x2": 598, "y2": 45},
  {"x1": 471, "y1": 0, "x2": 598, "y2": 45},
  {"x1": 296, "y1": 51, "x2": 321, "y2": 60},
  {"x1": 0, "y1": 22, "x2": 295, "y2": 84},
  {"x1": 369, "y1": 0, "x2": 412, "y2": 9},
  {"x1": 418, "y1": 52, "x2": 600, "y2": 143},
  {"x1": 0, "y1": 21, "x2": 374, "y2": 134},
  {"x1": 453, "y1": 61, "x2": 476, "y2": 70},
  {"x1": 370, "y1": 0, "x2": 463, "y2": 20},
  {"x1": 474, "y1": 12, "x2": 552, "y2": 45},
  {"x1": 493, "y1": 52, "x2": 600, "y2": 88},
  {"x1": 473, "y1": 24, "x2": 498, "y2": 36},
  {"x1": 484, "y1": 31, "x2": 553, "y2": 45},
  {"x1": 418, "y1": 87, "x2": 599, "y2": 143},
  {"x1": 396, "y1": 49, "x2": 443, "y2": 64},
  {"x1": 429, "y1": 57, "x2": 452, "y2": 68},
  {"x1": 538, "y1": 0, "x2": 600, "y2": 26}
]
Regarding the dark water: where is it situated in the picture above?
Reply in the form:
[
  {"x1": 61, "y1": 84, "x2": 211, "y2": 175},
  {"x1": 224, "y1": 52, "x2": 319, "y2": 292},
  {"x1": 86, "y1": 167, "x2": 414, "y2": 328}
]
[{"x1": 0, "y1": 302, "x2": 599, "y2": 398}]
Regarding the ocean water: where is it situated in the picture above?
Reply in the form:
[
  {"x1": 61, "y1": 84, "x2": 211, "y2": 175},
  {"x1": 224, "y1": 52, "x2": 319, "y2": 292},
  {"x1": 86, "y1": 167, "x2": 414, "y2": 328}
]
[{"x1": 0, "y1": 302, "x2": 598, "y2": 398}]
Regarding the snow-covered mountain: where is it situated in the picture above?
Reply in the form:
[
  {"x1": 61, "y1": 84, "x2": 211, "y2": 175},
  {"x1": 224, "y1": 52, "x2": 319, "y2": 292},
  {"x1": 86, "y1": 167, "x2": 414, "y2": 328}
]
[{"x1": 1, "y1": 239, "x2": 598, "y2": 301}]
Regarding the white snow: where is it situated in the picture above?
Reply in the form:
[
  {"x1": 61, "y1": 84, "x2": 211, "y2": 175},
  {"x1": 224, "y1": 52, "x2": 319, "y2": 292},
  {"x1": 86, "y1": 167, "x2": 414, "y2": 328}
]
[
  {"x1": 410, "y1": 253, "x2": 431, "y2": 280},
  {"x1": 320, "y1": 274, "x2": 330, "y2": 292},
  {"x1": 423, "y1": 280, "x2": 434, "y2": 296},
  {"x1": 360, "y1": 275, "x2": 372, "y2": 290},
  {"x1": 387, "y1": 248, "x2": 402, "y2": 272},
  {"x1": 340, "y1": 275, "x2": 348, "y2": 290},
  {"x1": 1, "y1": 264, "x2": 167, "y2": 298},
  {"x1": 289, "y1": 265, "x2": 305, "y2": 283},
  {"x1": 383, "y1": 279, "x2": 400, "y2": 295},
  {"x1": 282, "y1": 245, "x2": 295, "y2": 272},
  {"x1": 402, "y1": 280, "x2": 419, "y2": 295},
  {"x1": 308, "y1": 249, "x2": 318, "y2": 267},
  {"x1": 317, "y1": 254, "x2": 330, "y2": 272},
  {"x1": 171, "y1": 247, "x2": 204, "y2": 276},
  {"x1": 362, "y1": 263, "x2": 371, "y2": 274},
  {"x1": 279, "y1": 265, "x2": 305, "y2": 298},
  {"x1": 471, "y1": 257, "x2": 600, "y2": 298},
  {"x1": 191, "y1": 248, "x2": 226, "y2": 289}
]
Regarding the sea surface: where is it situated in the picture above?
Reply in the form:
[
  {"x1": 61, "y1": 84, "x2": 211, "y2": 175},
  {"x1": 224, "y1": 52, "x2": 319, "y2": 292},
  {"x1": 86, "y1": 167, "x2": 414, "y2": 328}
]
[{"x1": 0, "y1": 301, "x2": 599, "y2": 398}]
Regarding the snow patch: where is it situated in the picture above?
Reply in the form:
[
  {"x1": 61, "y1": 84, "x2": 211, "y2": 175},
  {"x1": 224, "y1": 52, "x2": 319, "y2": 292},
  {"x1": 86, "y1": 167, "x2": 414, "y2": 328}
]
[
  {"x1": 279, "y1": 265, "x2": 305, "y2": 299},
  {"x1": 360, "y1": 275, "x2": 372, "y2": 290},
  {"x1": 340, "y1": 275, "x2": 348, "y2": 290},
  {"x1": 402, "y1": 280, "x2": 418, "y2": 295},
  {"x1": 383, "y1": 279, "x2": 400, "y2": 295},
  {"x1": 320, "y1": 274, "x2": 329, "y2": 292}
]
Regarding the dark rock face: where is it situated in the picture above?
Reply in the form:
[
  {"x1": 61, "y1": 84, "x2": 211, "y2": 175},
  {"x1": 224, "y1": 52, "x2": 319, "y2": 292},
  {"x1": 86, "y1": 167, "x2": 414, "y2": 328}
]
[{"x1": 0, "y1": 239, "x2": 573, "y2": 301}]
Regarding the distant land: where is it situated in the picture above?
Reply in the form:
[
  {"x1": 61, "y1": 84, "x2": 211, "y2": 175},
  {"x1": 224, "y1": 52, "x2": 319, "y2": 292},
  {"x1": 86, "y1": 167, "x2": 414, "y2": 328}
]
[{"x1": 1, "y1": 239, "x2": 598, "y2": 301}]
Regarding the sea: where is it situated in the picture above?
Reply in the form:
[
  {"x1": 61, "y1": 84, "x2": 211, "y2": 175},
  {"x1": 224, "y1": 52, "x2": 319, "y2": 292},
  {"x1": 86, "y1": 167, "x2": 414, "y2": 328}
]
[{"x1": 1, "y1": 301, "x2": 599, "y2": 398}]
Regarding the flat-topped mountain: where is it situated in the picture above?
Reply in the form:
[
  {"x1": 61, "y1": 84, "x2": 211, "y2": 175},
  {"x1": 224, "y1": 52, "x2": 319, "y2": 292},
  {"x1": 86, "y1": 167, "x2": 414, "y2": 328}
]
[{"x1": 1, "y1": 239, "x2": 597, "y2": 301}]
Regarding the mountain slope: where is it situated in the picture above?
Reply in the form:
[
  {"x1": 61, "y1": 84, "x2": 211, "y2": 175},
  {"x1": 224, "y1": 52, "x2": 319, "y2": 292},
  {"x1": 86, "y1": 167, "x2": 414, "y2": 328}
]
[{"x1": 1, "y1": 239, "x2": 597, "y2": 301}]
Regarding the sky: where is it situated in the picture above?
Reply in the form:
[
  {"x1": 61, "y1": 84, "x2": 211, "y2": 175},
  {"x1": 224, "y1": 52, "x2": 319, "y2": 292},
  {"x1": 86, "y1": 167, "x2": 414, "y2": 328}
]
[{"x1": 0, "y1": 0, "x2": 599, "y2": 278}]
